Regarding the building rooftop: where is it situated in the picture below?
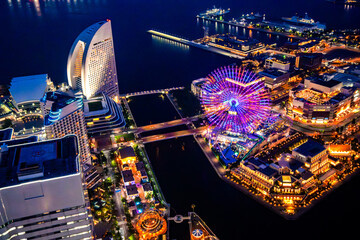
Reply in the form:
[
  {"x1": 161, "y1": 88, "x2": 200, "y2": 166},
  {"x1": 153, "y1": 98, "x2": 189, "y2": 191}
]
[
  {"x1": 0, "y1": 135, "x2": 38, "y2": 147},
  {"x1": 119, "y1": 147, "x2": 136, "y2": 159},
  {"x1": 300, "y1": 170, "x2": 314, "y2": 180},
  {"x1": 10, "y1": 74, "x2": 51, "y2": 104},
  {"x1": 297, "y1": 52, "x2": 323, "y2": 59},
  {"x1": 42, "y1": 91, "x2": 83, "y2": 125},
  {"x1": 0, "y1": 128, "x2": 13, "y2": 141},
  {"x1": 258, "y1": 166, "x2": 277, "y2": 178},
  {"x1": 293, "y1": 139, "x2": 325, "y2": 158},
  {"x1": 307, "y1": 76, "x2": 342, "y2": 88},
  {"x1": 258, "y1": 68, "x2": 289, "y2": 78},
  {"x1": 135, "y1": 161, "x2": 145, "y2": 171},
  {"x1": 122, "y1": 170, "x2": 134, "y2": 183},
  {"x1": 142, "y1": 182, "x2": 153, "y2": 192},
  {"x1": 0, "y1": 135, "x2": 79, "y2": 188},
  {"x1": 126, "y1": 184, "x2": 138, "y2": 196}
]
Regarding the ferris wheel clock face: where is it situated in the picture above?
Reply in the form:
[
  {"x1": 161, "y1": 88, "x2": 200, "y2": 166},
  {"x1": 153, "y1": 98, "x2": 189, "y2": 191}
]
[{"x1": 200, "y1": 66, "x2": 270, "y2": 133}]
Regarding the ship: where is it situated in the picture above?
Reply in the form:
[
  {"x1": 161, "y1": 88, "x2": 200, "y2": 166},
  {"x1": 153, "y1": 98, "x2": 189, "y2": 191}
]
[
  {"x1": 282, "y1": 13, "x2": 326, "y2": 31},
  {"x1": 327, "y1": 0, "x2": 360, "y2": 5},
  {"x1": 198, "y1": 5, "x2": 230, "y2": 18}
]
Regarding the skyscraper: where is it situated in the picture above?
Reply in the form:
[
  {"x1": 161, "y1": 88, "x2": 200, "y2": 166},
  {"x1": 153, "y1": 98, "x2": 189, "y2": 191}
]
[
  {"x1": 41, "y1": 91, "x2": 91, "y2": 167},
  {"x1": 0, "y1": 135, "x2": 92, "y2": 239},
  {"x1": 67, "y1": 20, "x2": 119, "y2": 100}
]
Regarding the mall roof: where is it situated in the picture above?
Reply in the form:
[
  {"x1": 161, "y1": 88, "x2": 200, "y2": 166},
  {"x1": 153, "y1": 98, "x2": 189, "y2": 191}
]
[
  {"x1": 10, "y1": 74, "x2": 49, "y2": 104},
  {"x1": 307, "y1": 76, "x2": 342, "y2": 88},
  {"x1": 293, "y1": 139, "x2": 325, "y2": 158},
  {"x1": 0, "y1": 135, "x2": 79, "y2": 188},
  {"x1": 258, "y1": 68, "x2": 288, "y2": 78}
]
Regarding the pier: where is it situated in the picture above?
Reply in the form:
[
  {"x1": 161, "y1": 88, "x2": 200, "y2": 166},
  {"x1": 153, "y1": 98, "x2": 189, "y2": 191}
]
[
  {"x1": 148, "y1": 30, "x2": 245, "y2": 59},
  {"x1": 197, "y1": 15, "x2": 304, "y2": 40}
]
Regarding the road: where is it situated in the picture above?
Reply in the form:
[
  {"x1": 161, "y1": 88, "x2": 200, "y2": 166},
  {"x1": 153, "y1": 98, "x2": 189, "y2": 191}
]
[{"x1": 134, "y1": 115, "x2": 202, "y2": 134}]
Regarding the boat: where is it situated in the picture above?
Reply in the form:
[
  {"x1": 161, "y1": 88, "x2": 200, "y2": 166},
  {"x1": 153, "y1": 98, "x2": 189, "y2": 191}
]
[
  {"x1": 198, "y1": 5, "x2": 230, "y2": 18},
  {"x1": 282, "y1": 13, "x2": 326, "y2": 31}
]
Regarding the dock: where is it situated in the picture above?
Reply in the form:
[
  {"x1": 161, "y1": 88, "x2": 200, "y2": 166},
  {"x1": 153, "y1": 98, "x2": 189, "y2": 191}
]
[
  {"x1": 197, "y1": 16, "x2": 304, "y2": 40},
  {"x1": 148, "y1": 30, "x2": 244, "y2": 59}
]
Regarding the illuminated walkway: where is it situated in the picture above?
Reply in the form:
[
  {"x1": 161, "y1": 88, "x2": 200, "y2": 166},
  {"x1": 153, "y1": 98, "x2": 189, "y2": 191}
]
[
  {"x1": 148, "y1": 30, "x2": 244, "y2": 59},
  {"x1": 140, "y1": 127, "x2": 206, "y2": 144},
  {"x1": 135, "y1": 115, "x2": 202, "y2": 134},
  {"x1": 120, "y1": 87, "x2": 184, "y2": 97}
]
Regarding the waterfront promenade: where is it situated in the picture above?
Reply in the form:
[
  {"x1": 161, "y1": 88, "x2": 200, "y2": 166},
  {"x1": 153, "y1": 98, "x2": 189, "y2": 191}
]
[{"x1": 148, "y1": 30, "x2": 244, "y2": 59}]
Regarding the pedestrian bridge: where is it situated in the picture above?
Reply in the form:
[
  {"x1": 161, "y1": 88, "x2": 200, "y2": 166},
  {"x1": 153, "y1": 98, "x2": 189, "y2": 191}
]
[{"x1": 120, "y1": 87, "x2": 184, "y2": 98}]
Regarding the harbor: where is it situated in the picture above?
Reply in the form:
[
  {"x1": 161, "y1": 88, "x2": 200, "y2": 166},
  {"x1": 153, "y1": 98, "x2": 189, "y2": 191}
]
[{"x1": 148, "y1": 30, "x2": 245, "y2": 59}]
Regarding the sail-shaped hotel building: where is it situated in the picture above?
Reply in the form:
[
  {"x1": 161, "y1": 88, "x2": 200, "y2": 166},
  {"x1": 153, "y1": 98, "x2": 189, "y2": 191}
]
[{"x1": 67, "y1": 20, "x2": 119, "y2": 100}]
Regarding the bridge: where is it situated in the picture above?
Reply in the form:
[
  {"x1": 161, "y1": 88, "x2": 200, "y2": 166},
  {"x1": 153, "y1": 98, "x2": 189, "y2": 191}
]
[
  {"x1": 135, "y1": 115, "x2": 203, "y2": 134},
  {"x1": 140, "y1": 126, "x2": 207, "y2": 144},
  {"x1": 120, "y1": 87, "x2": 184, "y2": 98}
]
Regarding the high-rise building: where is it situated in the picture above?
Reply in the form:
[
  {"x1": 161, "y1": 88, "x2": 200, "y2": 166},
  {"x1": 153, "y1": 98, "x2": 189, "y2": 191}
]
[
  {"x1": 41, "y1": 91, "x2": 91, "y2": 167},
  {"x1": 0, "y1": 135, "x2": 92, "y2": 239},
  {"x1": 67, "y1": 20, "x2": 119, "y2": 100}
]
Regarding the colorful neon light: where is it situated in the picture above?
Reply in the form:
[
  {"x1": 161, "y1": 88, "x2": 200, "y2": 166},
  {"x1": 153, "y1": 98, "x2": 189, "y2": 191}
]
[{"x1": 200, "y1": 66, "x2": 270, "y2": 133}]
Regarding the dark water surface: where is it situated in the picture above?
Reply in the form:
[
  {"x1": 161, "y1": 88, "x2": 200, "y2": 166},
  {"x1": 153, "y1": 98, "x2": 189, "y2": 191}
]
[
  {"x1": 147, "y1": 136, "x2": 360, "y2": 240},
  {"x1": 2, "y1": 1, "x2": 360, "y2": 239}
]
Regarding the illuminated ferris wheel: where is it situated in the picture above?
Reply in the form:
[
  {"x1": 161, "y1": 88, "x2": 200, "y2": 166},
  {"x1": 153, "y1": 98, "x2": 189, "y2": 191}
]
[{"x1": 200, "y1": 66, "x2": 270, "y2": 133}]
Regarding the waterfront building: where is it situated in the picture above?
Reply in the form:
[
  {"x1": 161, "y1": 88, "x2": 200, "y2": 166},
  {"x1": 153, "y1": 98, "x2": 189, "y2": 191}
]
[
  {"x1": 328, "y1": 144, "x2": 353, "y2": 157},
  {"x1": 191, "y1": 78, "x2": 207, "y2": 98},
  {"x1": 292, "y1": 139, "x2": 329, "y2": 175},
  {"x1": 41, "y1": 91, "x2": 91, "y2": 167},
  {"x1": 9, "y1": 74, "x2": 55, "y2": 115},
  {"x1": 264, "y1": 57, "x2": 290, "y2": 71},
  {"x1": 231, "y1": 136, "x2": 340, "y2": 204},
  {"x1": 258, "y1": 68, "x2": 290, "y2": 89},
  {"x1": 295, "y1": 53, "x2": 323, "y2": 70},
  {"x1": 287, "y1": 76, "x2": 355, "y2": 123},
  {"x1": 232, "y1": 157, "x2": 277, "y2": 193},
  {"x1": 84, "y1": 93, "x2": 125, "y2": 135},
  {"x1": 0, "y1": 135, "x2": 92, "y2": 240},
  {"x1": 118, "y1": 146, "x2": 137, "y2": 165},
  {"x1": 67, "y1": 20, "x2": 119, "y2": 100},
  {"x1": 208, "y1": 34, "x2": 265, "y2": 56}
]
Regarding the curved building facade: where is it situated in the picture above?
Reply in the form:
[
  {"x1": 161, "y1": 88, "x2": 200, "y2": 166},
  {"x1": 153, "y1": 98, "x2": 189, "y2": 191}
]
[{"x1": 67, "y1": 20, "x2": 119, "y2": 99}]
